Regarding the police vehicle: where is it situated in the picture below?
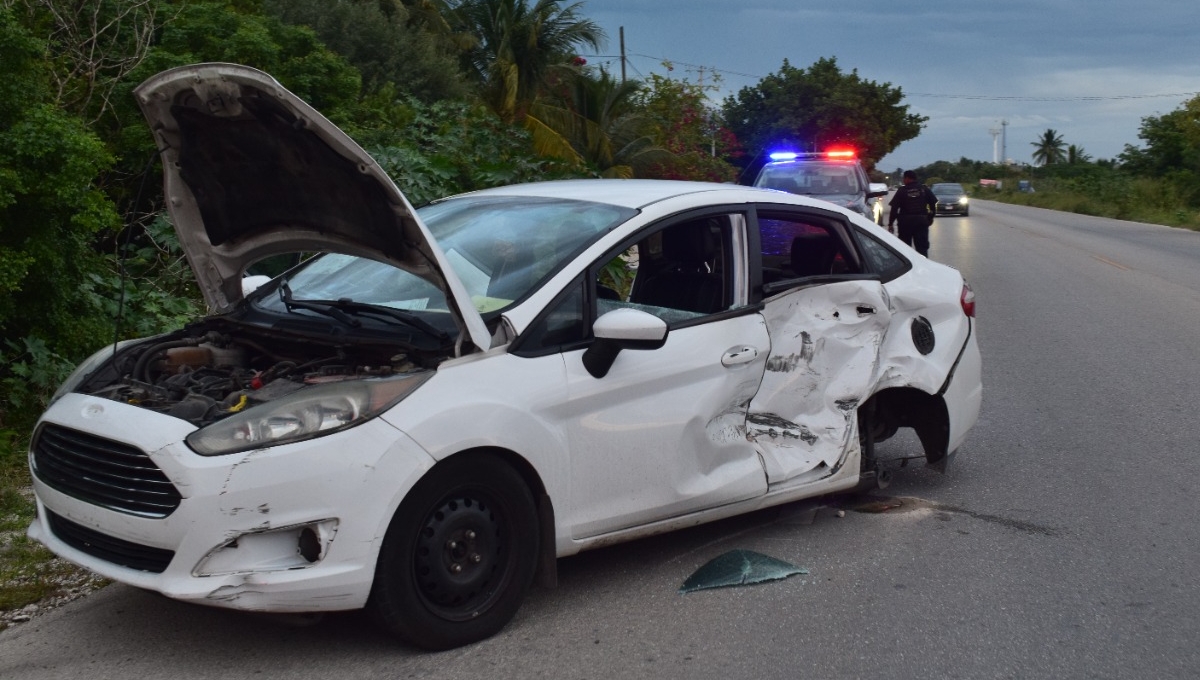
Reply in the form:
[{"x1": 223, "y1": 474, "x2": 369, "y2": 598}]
[{"x1": 753, "y1": 150, "x2": 887, "y2": 224}]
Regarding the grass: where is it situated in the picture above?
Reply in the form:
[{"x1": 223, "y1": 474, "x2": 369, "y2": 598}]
[{"x1": 979, "y1": 177, "x2": 1200, "y2": 231}]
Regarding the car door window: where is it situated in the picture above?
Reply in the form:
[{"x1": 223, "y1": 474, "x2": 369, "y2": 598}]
[
  {"x1": 597, "y1": 213, "x2": 747, "y2": 327},
  {"x1": 854, "y1": 229, "x2": 912, "y2": 282},
  {"x1": 515, "y1": 277, "x2": 587, "y2": 355},
  {"x1": 514, "y1": 212, "x2": 750, "y2": 355},
  {"x1": 756, "y1": 211, "x2": 862, "y2": 294}
]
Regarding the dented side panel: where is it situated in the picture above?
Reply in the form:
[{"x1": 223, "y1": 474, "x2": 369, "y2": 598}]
[{"x1": 750, "y1": 280, "x2": 892, "y2": 486}]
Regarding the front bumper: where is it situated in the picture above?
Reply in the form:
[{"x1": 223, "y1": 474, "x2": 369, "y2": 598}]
[
  {"x1": 935, "y1": 201, "x2": 968, "y2": 214},
  {"x1": 28, "y1": 393, "x2": 434, "y2": 612}
]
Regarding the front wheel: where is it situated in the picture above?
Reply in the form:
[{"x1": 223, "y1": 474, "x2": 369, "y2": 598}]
[{"x1": 368, "y1": 454, "x2": 539, "y2": 650}]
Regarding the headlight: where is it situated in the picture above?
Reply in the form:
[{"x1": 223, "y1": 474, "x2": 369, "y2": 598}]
[
  {"x1": 958, "y1": 197, "x2": 969, "y2": 204},
  {"x1": 186, "y1": 372, "x2": 432, "y2": 455}
]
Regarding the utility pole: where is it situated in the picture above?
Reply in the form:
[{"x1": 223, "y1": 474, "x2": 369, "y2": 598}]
[
  {"x1": 619, "y1": 27, "x2": 626, "y2": 83},
  {"x1": 1001, "y1": 119, "x2": 1008, "y2": 164}
]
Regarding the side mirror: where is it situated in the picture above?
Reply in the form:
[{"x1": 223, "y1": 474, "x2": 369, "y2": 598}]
[
  {"x1": 867, "y1": 182, "x2": 888, "y2": 198},
  {"x1": 582, "y1": 308, "x2": 669, "y2": 378}
]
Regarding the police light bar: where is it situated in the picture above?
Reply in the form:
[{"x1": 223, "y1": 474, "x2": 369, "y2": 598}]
[{"x1": 768, "y1": 149, "x2": 857, "y2": 162}]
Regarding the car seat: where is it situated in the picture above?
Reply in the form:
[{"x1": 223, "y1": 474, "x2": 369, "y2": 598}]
[
  {"x1": 789, "y1": 232, "x2": 839, "y2": 277},
  {"x1": 636, "y1": 222, "x2": 725, "y2": 314}
]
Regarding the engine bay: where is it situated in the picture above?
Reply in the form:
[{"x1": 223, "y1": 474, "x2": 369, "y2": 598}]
[{"x1": 79, "y1": 320, "x2": 434, "y2": 427}]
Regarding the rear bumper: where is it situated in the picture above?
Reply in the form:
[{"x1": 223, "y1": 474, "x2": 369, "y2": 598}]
[{"x1": 942, "y1": 323, "x2": 983, "y2": 455}]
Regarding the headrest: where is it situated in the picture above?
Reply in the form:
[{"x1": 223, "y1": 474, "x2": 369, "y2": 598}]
[
  {"x1": 790, "y1": 232, "x2": 838, "y2": 277},
  {"x1": 662, "y1": 221, "x2": 718, "y2": 264}
]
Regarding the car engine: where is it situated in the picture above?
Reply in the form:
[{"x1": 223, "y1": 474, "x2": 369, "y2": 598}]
[{"x1": 78, "y1": 320, "x2": 430, "y2": 428}]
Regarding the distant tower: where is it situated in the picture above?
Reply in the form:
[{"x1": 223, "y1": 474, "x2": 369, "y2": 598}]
[{"x1": 989, "y1": 126, "x2": 1001, "y2": 163}]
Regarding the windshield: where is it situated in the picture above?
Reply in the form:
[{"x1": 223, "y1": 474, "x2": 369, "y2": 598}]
[
  {"x1": 254, "y1": 195, "x2": 633, "y2": 326},
  {"x1": 932, "y1": 184, "x2": 965, "y2": 196},
  {"x1": 756, "y1": 163, "x2": 862, "y2": 195}
]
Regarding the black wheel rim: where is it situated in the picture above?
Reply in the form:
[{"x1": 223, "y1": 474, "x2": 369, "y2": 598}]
[{"x1": 411, "y1": 490, "x2": 514, "y2": 622}]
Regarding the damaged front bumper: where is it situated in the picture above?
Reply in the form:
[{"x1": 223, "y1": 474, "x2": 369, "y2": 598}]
[{"x1": 27, "y1": 394, "x2": 433, "y2": 612}]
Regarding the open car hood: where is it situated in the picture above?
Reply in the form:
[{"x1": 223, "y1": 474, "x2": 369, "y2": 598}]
[{"x1": 134, "y1": 63, "x2": 491, "y2": 351}]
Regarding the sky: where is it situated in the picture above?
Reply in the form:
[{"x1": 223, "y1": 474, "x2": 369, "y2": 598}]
[{"x1": 578, "y1": 0, "x2": 1200, "y2": 172}]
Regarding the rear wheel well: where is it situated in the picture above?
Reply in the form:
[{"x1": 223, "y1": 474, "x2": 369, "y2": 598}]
[{"x1": 863, "y1": 387, "x2": 951, "y2": 471}]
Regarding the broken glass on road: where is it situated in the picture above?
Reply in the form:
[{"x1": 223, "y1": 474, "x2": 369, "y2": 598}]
[{"x1": 679, "y1": 549, "x2": 809, "y2": 593}]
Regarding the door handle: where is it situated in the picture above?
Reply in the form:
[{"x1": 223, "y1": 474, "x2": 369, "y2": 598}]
[{"x1": 721, "y1": 345, "x2": 759, "y2": 367}]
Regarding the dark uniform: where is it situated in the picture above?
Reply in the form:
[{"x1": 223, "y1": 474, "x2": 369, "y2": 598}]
[{"x1": 888, "y1": 179, "x2": 937, "y2": 256}]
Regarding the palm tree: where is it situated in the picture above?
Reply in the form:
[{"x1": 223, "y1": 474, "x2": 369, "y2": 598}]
[
  {"x1": 448, "y1": 0, "x2": 604, "y2": 123},
  {"x1": 527, "y1": 69, "x2": 670, "y2": 177},
  {"x1": 1031, "y1": 129, "x2": 1066, "y2": 166},
  {"x1": 1066, "y1": 144, "x2": 1092, "y2": 164}
]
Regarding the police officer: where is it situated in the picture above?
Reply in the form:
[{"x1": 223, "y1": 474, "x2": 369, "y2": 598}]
[{"x1": 887, "y1": 170, "x2": 937, "y2": 256}]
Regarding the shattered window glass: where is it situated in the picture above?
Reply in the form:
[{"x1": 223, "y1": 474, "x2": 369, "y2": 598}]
[{"x1": 679, "y1": 549, "x2": 809, "y2": 593}]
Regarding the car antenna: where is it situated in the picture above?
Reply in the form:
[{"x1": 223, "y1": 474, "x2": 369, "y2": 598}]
[{"x1": 112, "y1": 150, "x2": 163, "y2": 357}]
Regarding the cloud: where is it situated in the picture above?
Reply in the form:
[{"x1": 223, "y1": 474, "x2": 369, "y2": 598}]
[{"x1": 582, "y1": 0, "x2": 1200, "y2": 167}]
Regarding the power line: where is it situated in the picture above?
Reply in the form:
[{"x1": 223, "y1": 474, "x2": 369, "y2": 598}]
[
  {"x1": 908, "y1": 92, "x2": 1200, "y2": 101},
  {"x1": 582, "y1": 52, "x2": 1199, "y2": 102}
]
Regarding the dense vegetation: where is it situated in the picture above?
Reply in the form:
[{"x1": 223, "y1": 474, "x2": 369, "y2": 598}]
[
  {"x1": 1, "y1": 0, "x2": 1198, "y2": 622},
  {"x1": 0, "y1": 0, "x2": 931, "y2": 434}
]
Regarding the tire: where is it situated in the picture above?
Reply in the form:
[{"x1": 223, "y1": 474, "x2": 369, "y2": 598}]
[
  {"x1": 368, "y1": 454, "x2": 539, "y2": 650},
  {"x1": 963, "y1": 208, "x2": 969, "y2": 216}
]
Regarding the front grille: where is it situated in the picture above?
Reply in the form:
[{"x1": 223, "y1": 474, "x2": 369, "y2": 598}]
[
  {"x1": 46, "y1": 510, "x2": 174, "y2": 573},
  {"x1": 32, "y1": 424, "x2": 183, "y2": 518}
]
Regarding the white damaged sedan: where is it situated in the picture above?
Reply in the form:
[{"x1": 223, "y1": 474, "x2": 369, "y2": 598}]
[{"x1": 27, "y1": 64, "x2": 982, "y2": 649}]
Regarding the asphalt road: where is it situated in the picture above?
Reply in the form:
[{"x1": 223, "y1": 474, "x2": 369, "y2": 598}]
[{"x1": 4, "y1": 200, "x2": 1199, "y2": 679}]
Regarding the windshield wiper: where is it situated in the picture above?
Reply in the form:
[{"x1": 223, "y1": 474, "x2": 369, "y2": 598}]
[
  {"x1": 278, "y1": 282, "x2": 450, "y2": 343},
  {"x1": 279, "y1": 280, "x2": 362, "y2": 328},
  {"x1": 327, "y1": 299, "x2": 451, "y2": 343}
]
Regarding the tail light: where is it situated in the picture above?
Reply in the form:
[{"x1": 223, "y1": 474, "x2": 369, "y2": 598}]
[{"x1": 960, "y1": 283, "x2": 976, "y2": 318}]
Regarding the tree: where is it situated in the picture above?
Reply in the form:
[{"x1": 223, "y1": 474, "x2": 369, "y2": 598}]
[
  {"x1": 527, "y1": 68, "x2": 666, "y2": 178},
  {"x1": 1119, "y1": 96, "x2": 1200, "y2": 178},
  {"x1": 447, "y1": 0, "x2": 604, "y2": 123},
  {"x1": 16, "y1": 0, "x2": 166, "y2": 125},
  {"x1": 1031, "y1": 129, "x2": 1066, "y2": 166},
  {"x1": 722, "y1": 57, "x2": 925, "y2": 177},
  {"x1": 0, "y1": 6, "x2": 122, "y2": 418},
  {"x1": 635, "y1": 70, "x2": 740, "y2": 182},
  {"x1": 370, "y1": 97, "x2": 582, "y2": 205},
  {"x1": 1066, "y1": 144, "x2": 1091, "y2": 164},
  {"x1": 263, "y1": 0, "x2": 471, "y2": 103}
]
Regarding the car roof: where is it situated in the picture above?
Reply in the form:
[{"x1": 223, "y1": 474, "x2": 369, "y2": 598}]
[
  {"x1": 761, "y1": 158, "x2": 863, "y2": 172},
  {"x1": 445, "y1": 179, "x2": 797, "y2": 210}
]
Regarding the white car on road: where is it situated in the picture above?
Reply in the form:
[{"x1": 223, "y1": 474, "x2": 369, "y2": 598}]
[{"x1": 28, "y1": 64, "x2": 982, "y2": 649}]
